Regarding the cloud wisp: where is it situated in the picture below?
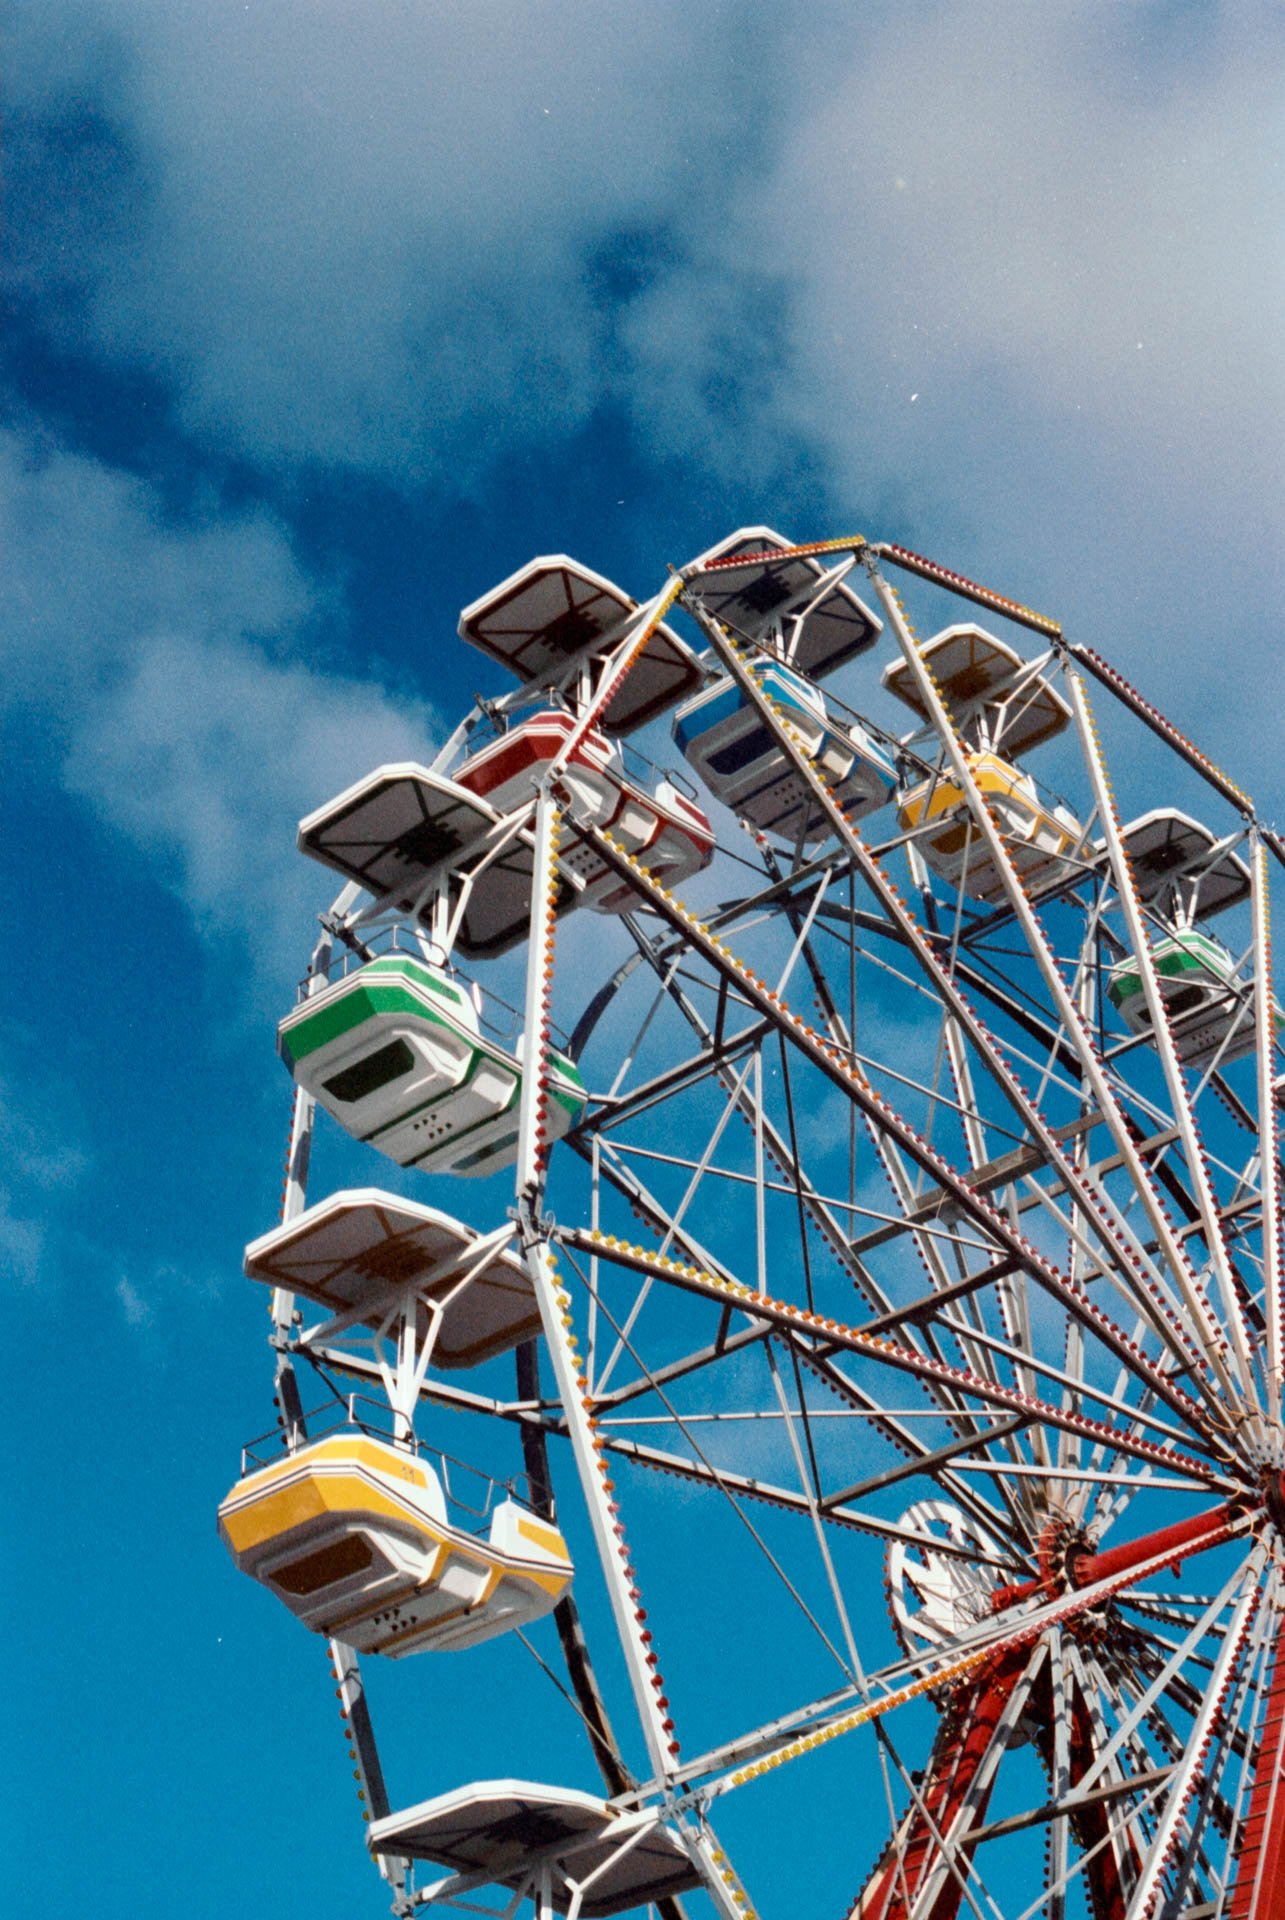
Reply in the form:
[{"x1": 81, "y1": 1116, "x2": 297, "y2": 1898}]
[
  {"x1": 6, "y1": 0, "x2": 795, "y2": 483},
  {"x1": 1, "y1": 430, "x2": 438, "y2": 978}
]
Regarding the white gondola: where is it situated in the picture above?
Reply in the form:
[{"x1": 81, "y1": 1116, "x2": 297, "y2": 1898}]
[
  {"x1": 685, "y1": 524, "x2": 882, "y2": 679},
  {"x1": 897, "y1": 751, "x2": 1083, "y2": 903},
  {"x1": 367, "y1": 1781, "x2": 700, "y2": 1916},
  {"x1": 278, "y1": 954, "x2": 585, "y2": 1177},
  {"x1": 673, "y1": 660, "x2": 897, "y2": 845},
  {"x1": 1105, "y1": 808, "x2": 1252, "y2": 921},
  {"x1": 218, "y1": 1434, "x2": 573, "y2": 1657},
  {"x1": 454, "y1": 709, "x2": 714, "y2": 913},
  {"x1": 243, "y1": 1190, "x2": 542, "y2": 1368},
  {"x1": 297, "y1": 761, "x2": 558, "y2": 959},
  {"x1": 457, "y1": 555, "x2": 702, "y2": 736},
  {"x1": 1107, "y1": 927, "x2": 1282, "y2": 1070},
  {"x1": 298, "y1": 765, "x2": 498, "y2": 908},
  {"x1": 882, "y1": 624, "x2": 1071, "y2": 757}
]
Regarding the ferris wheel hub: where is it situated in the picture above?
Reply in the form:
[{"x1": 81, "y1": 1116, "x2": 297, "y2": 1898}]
[
  {"x1": 887, "y1": 1501, "x2": 1003, "y2": 1674},
  {"x1": 1261, "y1": 1466, "x2": 1285, "y2": 1535},
  {"x1": 1036, "y1": 1514, "x2": 1093, "y2": 1596}
]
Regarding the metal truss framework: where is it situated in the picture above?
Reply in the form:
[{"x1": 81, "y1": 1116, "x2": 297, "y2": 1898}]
[{"x1": 257, "y1": 533, "x2": 1285, "y2": 1920}]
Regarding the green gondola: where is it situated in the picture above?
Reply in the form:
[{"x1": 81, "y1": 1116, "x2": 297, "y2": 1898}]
[
  {"x1": 279, "y1": 954, "x2": 585, "y2": 1177},
  {"x1": 1107, "y1": 927, "x2": 1282, "y2": 1071}
]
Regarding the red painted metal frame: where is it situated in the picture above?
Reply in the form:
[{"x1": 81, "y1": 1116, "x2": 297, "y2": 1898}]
[
  {"x1": 846, "y1": 1654, "x2": 1140, "y2": 1920},
  {"x1": 1231, "y1": 1611, "x2": 1285, "y2": 1919},
  {"x1": 849, "y1": 1648, "x2": 1030, "y2": 1920},
  {"x1": 850, "y1": 1498, "x2": 1271, "y2": 1919},
  {"x1": 994, "y1": 1500, "x2": 1246, "y2": 1611}
]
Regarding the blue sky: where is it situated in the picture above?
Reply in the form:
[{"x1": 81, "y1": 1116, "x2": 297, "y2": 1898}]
[{"x1": 4, "y1": 4, "x2": 1284, "y2": 1917}]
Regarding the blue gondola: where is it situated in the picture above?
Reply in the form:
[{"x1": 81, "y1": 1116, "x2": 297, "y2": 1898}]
[{"x1": 673, "y1": 661, "x2": 896, "y2": 846}]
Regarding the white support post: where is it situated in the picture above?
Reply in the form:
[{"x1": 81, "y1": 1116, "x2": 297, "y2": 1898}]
[
  {"x1": 385, "y1": 1286, "x2": 441, "y2": 1444},
  {"x1": 328, "y1": 1636, "x2": 407, "y2": 1894},
  {"x1": 375, "y1": 1225, "x2": 520, "y2": 1442},
  {"x1": 275, "y1": 907, "x2": 401, "y2": 1895},
  {"x1": 1251, "y1": 838, "x2": 1284, "y2": 1427},
  {"x1": 271, "y1": 915, "x2": 340, "y2": 1409},
  {"x1": 865, "y1": 561, "x2": 1249, "y2": 1413},
  {"x1": 270, "y1": 1086, "x2": 315, "y2": 1450},
  {"x1": 1122, "y1": 1557, "x2": 1264, "y2": 1920},
  {"x1": 516, "y1": 788, "x2": 564, "y2": 1205},
  {"x1": 511, "y1": 787, "x2": 762, "y2": 1918},
  {"x1": 514, "y1": 790, "x2": 676, "y2": 1772},
  {"x1": 679, "y1": 1815, "x2": 766, "y2": 1920},
  {"x1": 541, "y1": 577, "x2": 685, "y2": 787},
  {"x1": 1047, "y1": 1628, "x2": 1069, "y2": 1920},
  {"x1": 1067, "y1": 668, "x2": 1262, "y2": 1417}
]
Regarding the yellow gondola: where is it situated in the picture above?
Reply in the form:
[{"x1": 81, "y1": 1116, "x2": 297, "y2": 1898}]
[
  {"x1": 218, "y1": 1433, "x2": 573, "y2": 1657},
  {"x1": 897, "y1": 751, "x2": 1082, "y2": 903}
]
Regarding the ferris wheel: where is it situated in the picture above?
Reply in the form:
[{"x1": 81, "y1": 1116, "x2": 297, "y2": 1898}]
[{"x1": 219, "y1": 526, "x2": 1285, "y2": 1920}]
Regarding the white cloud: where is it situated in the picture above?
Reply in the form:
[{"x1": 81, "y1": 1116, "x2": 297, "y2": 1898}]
[
  {"x1": 6, "y1": 5, "x2": 1281, "y2": 803},
  {"x1": 0, "y1": 1191, "x2": 44, "y2": 1288},
  {"x1": 9, "y1": 0, "x2": 778, "y2": 479},
  {"x1": 0, "y1": 433, "x2": 314, "y2": 702},
  {"x1": 0, "y1": 1058, "x2": 89, "y2": 1196},
  {"x1": 12, "y1": 2, "x2": 1281, "y2": 591},
  {"x1": 64, "y1": 623, "x2": 436, "y2": 970},
  {"x1": 1, "y1": 430, "x2": 437, "y2": 973},
  {"x1": 114, "y1": 1273, "x2": 153, "y2": 1328},
  {"x1": 0, "y1": 1044, "x2": 89, "y2": 1291},
  {"x1": 613, "y1": 1, "x2": 1285, "y2": 794},
  {"x1": 746, "y1": 1, "x2": 1285, "y2": 526}
]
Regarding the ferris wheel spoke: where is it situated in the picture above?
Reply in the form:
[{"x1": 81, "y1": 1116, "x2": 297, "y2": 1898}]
[
  {"x1": 561, "y1": 1227, "x2": 1233, "y2": 1496},
  {"x1": 591, "y1": 848, "x2": 1228, "y2": 1454},
  {"x1": 1128, "y1": 1657, "x2": 1254, "y2": 1778},
  {"x1": 1065, "y1": 1561, "x2": 1258, "y2": 1807},
  {"x1": 1063, "y1": 638, "x2": 1267, "y2": 862},
  {"x1": 1226, "y1": 1584, "x2": 1285, "y2": 1919},
  {"x1": 854, "y1": 1123, "x2": 1033, "y2": 1489},
  {"x1": 1073, "y1": 672, "x2": 1262, "y2": 1407},
  {"x1": 847, "y1": 1643, "x2": 1047, "y2": 1919},
  {"x1": 812, "y1": 1314, "x2": 1217, "y2": 1493},
  {"x1": 679, "y1": 607, "x2": 1233, "y2": 1431},
  {"x1": 594, "y1": 1345, "x2": 1025, "y2": 1671},
  {"x1": 606, "y1": 756, "x2": 1244, "y2": 1436},
  {"x1": 1112, "y1": 1110, "x2": 1267, "y2": 1356},
  {"x1": 1061, "y1": 1642, "x2": 1152, "y2": 1910},
  {"x1": 556, "y1": 1256, "x2": 873, "y2": 1681},
  {"x1": 590, "y1": 1319, "x2": 773, "y2": 1413},
  {"x1": 862, "y1": 1615, "x2": 1182, "y2": 1920},
  {"x1": 605, "y1": 919, "x2": 896, "y2": 1320},
  {"x1": 595, "y1": 1021, "x2": 1091, "y2": 1528},
  {"x1": 1116, "y1": 1555, "x2": 1265, "y2": 1917},
  {"x1": 762, "y1": 1341, "x2": 866, "y2": 1675},
  {"x1": 865, "y1": 568, "x2": 1258, "y2": 1424},
  {"x1": 710, "y1": 599, "x2": 1229, "y2": 1413},
  {"x1": 1005, "y1": 1769, "x2": 1167, "y2": 1920},
  {"x1": 1249, "y1": 840, "x2": 1285, "y2": 1418},
  {"x1": 1002, "y1": 1640, "x2": 1149, "y2": 1920},
  {"x1": 783, "y1": 1344, "x2": 1028, "y2": 1547},
  {"x1": 598, "y1": 1428, "x2": 1027, "y2": 1578},
  {"x1": 918, "y1": 1306, "x2": 1211, "y2": 1459}
]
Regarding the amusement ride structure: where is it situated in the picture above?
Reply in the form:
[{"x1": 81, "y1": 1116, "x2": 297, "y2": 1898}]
[{"x1": 220, "y1": 529, "x2": 1285, "y2": 1918}]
